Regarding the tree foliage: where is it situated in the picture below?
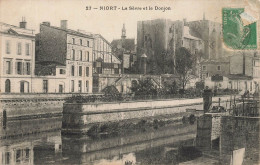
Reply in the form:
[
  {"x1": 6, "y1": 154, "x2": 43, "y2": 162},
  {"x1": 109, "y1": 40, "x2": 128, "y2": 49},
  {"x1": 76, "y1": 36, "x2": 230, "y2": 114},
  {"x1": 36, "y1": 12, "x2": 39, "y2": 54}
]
[{"x1": 175, "y1": 47, "x2": 194, "y2": 90}]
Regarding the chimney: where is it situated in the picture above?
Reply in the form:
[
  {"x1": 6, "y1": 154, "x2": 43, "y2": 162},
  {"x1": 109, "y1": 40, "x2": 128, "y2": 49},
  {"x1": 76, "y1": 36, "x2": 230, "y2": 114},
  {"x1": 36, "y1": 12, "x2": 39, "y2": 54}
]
[
  {"x1": 42, "y1": 21, "x2": 50, "y2": 26},
  {"x1": 19, "y1": 17, "x2": 27, "y2": 29},
  {"x1": 60, "y1": 20, "x2": 68, "y2": 29}
]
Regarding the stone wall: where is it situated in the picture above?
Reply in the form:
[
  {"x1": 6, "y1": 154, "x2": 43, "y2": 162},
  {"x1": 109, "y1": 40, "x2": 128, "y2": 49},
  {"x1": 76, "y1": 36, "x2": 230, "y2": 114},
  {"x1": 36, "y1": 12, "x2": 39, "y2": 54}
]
[
  {"x1": 0, "y1": 117, "x2": 61, "y2": 138},
  {"x1": 62, "y1": 96, "x2": 230, "y2": 134},
  {"x1": 0, "y1": 93, "x2": 93, "y2": 119},
  {"x1": 220, "y1": 116, "x2": 260, "y2": 164}
]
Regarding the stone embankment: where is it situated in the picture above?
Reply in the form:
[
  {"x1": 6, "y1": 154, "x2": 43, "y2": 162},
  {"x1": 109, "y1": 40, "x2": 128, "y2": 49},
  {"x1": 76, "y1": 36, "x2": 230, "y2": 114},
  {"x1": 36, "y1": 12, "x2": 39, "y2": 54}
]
[{"x1": 62, "y1": 96, "x2": 231, "y2": 134}]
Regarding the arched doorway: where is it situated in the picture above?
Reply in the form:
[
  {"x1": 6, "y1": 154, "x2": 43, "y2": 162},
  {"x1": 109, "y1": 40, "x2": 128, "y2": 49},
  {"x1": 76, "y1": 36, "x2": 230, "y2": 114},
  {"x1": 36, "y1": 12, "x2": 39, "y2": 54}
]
[{"x1": 5, "y1": 79, "x2": 11, "y2": 93}]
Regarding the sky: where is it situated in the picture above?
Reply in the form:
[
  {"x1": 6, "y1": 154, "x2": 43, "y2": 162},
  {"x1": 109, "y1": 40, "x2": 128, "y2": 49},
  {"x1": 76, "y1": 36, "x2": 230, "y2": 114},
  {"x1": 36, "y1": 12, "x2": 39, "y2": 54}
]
[{"x1": 0, "y1": 0, "x2": 257, "y2": 42}]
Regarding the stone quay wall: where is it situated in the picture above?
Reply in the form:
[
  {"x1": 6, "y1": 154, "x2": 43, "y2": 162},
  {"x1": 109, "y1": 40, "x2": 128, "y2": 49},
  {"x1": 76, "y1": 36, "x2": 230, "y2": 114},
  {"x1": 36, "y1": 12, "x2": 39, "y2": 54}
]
[
  {"x1": 62, "y1": 96, "x2": 230, "y2": 134},
  {"x1": 0, "y1": 93, "x2": 93, "y2": 120}
]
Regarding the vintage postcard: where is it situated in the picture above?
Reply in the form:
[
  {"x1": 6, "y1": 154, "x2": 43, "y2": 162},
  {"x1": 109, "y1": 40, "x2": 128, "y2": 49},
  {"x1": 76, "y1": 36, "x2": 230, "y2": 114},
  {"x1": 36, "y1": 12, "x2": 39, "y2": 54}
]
[{"x1": 0, "y1": 0, "x2": 259, "y2": 164}]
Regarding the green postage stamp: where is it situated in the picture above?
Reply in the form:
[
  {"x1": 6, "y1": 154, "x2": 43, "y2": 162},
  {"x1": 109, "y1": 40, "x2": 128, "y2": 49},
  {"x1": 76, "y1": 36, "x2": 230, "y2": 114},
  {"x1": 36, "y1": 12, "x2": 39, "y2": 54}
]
[{"x1": 223, "y1": 8, "x2": 257, "y2": 50}]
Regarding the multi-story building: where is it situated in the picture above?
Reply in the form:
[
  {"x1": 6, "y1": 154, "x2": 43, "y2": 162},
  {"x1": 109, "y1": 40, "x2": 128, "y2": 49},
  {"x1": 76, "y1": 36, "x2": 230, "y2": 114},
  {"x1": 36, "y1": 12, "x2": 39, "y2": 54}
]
[
  {"x1": 200, "y1": 58, "x2": 230, "y2": 80},
  {"x1": 35, "y1": 20, "x2": 93, "y2": 93},
  {"x1": 204, "y1": 52, "x2": 260, "y2": 93},
  {"x1": 92, "y1": 34, "x2": 121, "y2": 74},
  {"x1": 0, "y1": 20, "x2": 35, "y2": 93},
  {"x1": 91, "y1": 34, "x2": 122, "y2": 93},
  {"x1": 136, "y1": 19, "x2": 203, "y2": 75}
]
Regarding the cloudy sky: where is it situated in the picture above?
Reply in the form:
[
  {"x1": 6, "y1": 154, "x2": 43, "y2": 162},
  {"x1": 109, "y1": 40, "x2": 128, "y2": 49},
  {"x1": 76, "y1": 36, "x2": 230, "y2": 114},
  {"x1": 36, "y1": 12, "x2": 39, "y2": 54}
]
[{"x1": 0, "y1": 0, "x2": 256, "y2": 42}]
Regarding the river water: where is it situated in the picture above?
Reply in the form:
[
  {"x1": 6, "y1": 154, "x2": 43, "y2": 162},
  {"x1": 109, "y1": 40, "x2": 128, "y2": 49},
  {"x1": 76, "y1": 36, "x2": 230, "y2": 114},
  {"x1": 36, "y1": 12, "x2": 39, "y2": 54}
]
[{"x1": 0, "y1": 116, "x2": 259, "y2": 165}]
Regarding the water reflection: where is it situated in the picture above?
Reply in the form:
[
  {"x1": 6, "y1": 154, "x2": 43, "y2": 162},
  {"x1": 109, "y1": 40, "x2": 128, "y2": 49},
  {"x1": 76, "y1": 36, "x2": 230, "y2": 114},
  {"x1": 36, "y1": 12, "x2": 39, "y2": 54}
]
[{"x1": 0, "y1": 116, "x2": 259, "y2": 165}]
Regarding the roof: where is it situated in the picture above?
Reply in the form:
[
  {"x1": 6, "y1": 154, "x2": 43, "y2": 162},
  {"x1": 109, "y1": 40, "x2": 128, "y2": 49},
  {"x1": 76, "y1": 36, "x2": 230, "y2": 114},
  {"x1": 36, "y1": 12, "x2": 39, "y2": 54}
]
[
  {"x1": 93, "y1": 34, "x2": 111, "y2": 46},
  {"x1": 200, "y1": 58, "x2": 229, "y2": 64},
  {"x1": 111, "y1": 38, "x2": 135, "y2": 52},
  {"x1": 0, "y1": 22, "x2": 35, "y2": 38},
  {"x1": 41, "y1": 24, "x2": 93, "y2": 39},
  {"x1": 227, "y1": 74, "x2": 253, "y2": 80}
]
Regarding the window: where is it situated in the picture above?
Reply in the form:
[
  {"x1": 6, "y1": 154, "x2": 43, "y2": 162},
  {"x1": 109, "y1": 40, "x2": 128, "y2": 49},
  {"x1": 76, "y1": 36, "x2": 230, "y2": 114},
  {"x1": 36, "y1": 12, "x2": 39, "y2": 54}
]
[
  {"x1": 195, "y1": 49, "x2": 198, "y2": 54},
  {"x1": 16, "y1": 149, "x2": 21, "y2": 163},
  {"x1": 202, "y1": 65, "x2": 206, "y2": 71},
  {"x1": 87, "y1": 41, "x2": 90, "y2": 47},
  {"x1": 20, "y1": 82, "x2": 24, "y2": 93},
  {"x1": 86, "y1": 67, "x2": 89, "y2": 77},
  {"x1": 17, "y1": 62, "x2": 22, "y2": 75},
  {"x1": 71, "y1": 65, "x2": 75, "y2": 76},
  {"x1": 6, "y1": 41, "x2": 10, "y2": 54},
  {"x1": 71, "y1": 80, "x2": 74, "y2": 92},
  {"x1": 25, "y1": 43, "x2": 30, "y2": 55},
  {"x1": 5, "y1": 79, "x2": 11, "y2": 93},
  {"x1": 3, "y1": 152, "x2": 10, "y2": 164},
  {"x1": 80, "y1": 39, "x2": 82, "y2": 45},
  {"x1": 96, "y1": 62, "x2": 102, "y2": 74},
  {"x1": 17, "y1": 43, "x2": 22, "y2": 55},
  {"x1": 217, "y1": 65, "x2": 221, "y2": 71},
  {"x1": 79, "y1": 50, "x2": 83, "y2": 61},
  {"x1": 26, "y1": 62, "x2": 30, "y2": 75},
  {"x1": 79, "y1": 66, "x2": 82, "y2": 76},
  {"x1": 25, "y1": 149, "x2": 30, "y2": 159},
  {"x1": 59, "y1": 85, "x2": 63, "y2": 93},
  {"x1": 86, "y1": 81, "x2": 89, "y2": 93},
  {"x1": 60, "y1": 69, "x2": 65, "y2": 74},
  {"x1": 72, "y1": 49, "x2": 75, "y2": 60},
  {"x1": 6, "y1": 61, "x2": 11, "y2": 74},
  {"x1": 78, "y1": 80, "x2": 82, "y2": 93},
  {"x1": 86, "y1": 51, "x2": 90, "y2": 61},
  {"x1": 72, "y1": 38, "x2": 75, "y2": 44},
  {"x1": 43, "y1": 80, "x2": 48, "y2": 93},
  {"x1": 229, "y1": 81, "x2": 233, "y2": 89}
]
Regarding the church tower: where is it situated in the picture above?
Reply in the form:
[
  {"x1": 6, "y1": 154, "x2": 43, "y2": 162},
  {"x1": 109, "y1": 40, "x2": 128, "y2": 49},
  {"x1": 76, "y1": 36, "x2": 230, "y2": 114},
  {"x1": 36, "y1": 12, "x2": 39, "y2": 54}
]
[{"x1": 121, "y1": 23, "x2": 126, "y2": 39}]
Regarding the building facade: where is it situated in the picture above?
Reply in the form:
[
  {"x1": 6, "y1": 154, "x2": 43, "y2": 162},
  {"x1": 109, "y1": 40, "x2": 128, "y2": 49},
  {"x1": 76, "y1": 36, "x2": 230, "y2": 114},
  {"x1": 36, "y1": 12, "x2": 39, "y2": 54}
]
[
  {"x1": 35, "y1": 20, "x2": 93, "y2": 93},
  {"x1": 0, "y1": 20, "x2": 35, "y2": 93},
  {"x1": 200, "y1": 59, "x2": 230, "y2": 80},
  {"x1": 92, "y1": 34, "x2": 121, "y2": 75},
  {"x1": 204, "y1": 52, "x2": 260, "y2": 93},
  {"x1": 136, "y1": 19, "x2": 203, "y2": 75},
  {"x1": 92, "y1": 34, "x2": 122, "y2": 93}
]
